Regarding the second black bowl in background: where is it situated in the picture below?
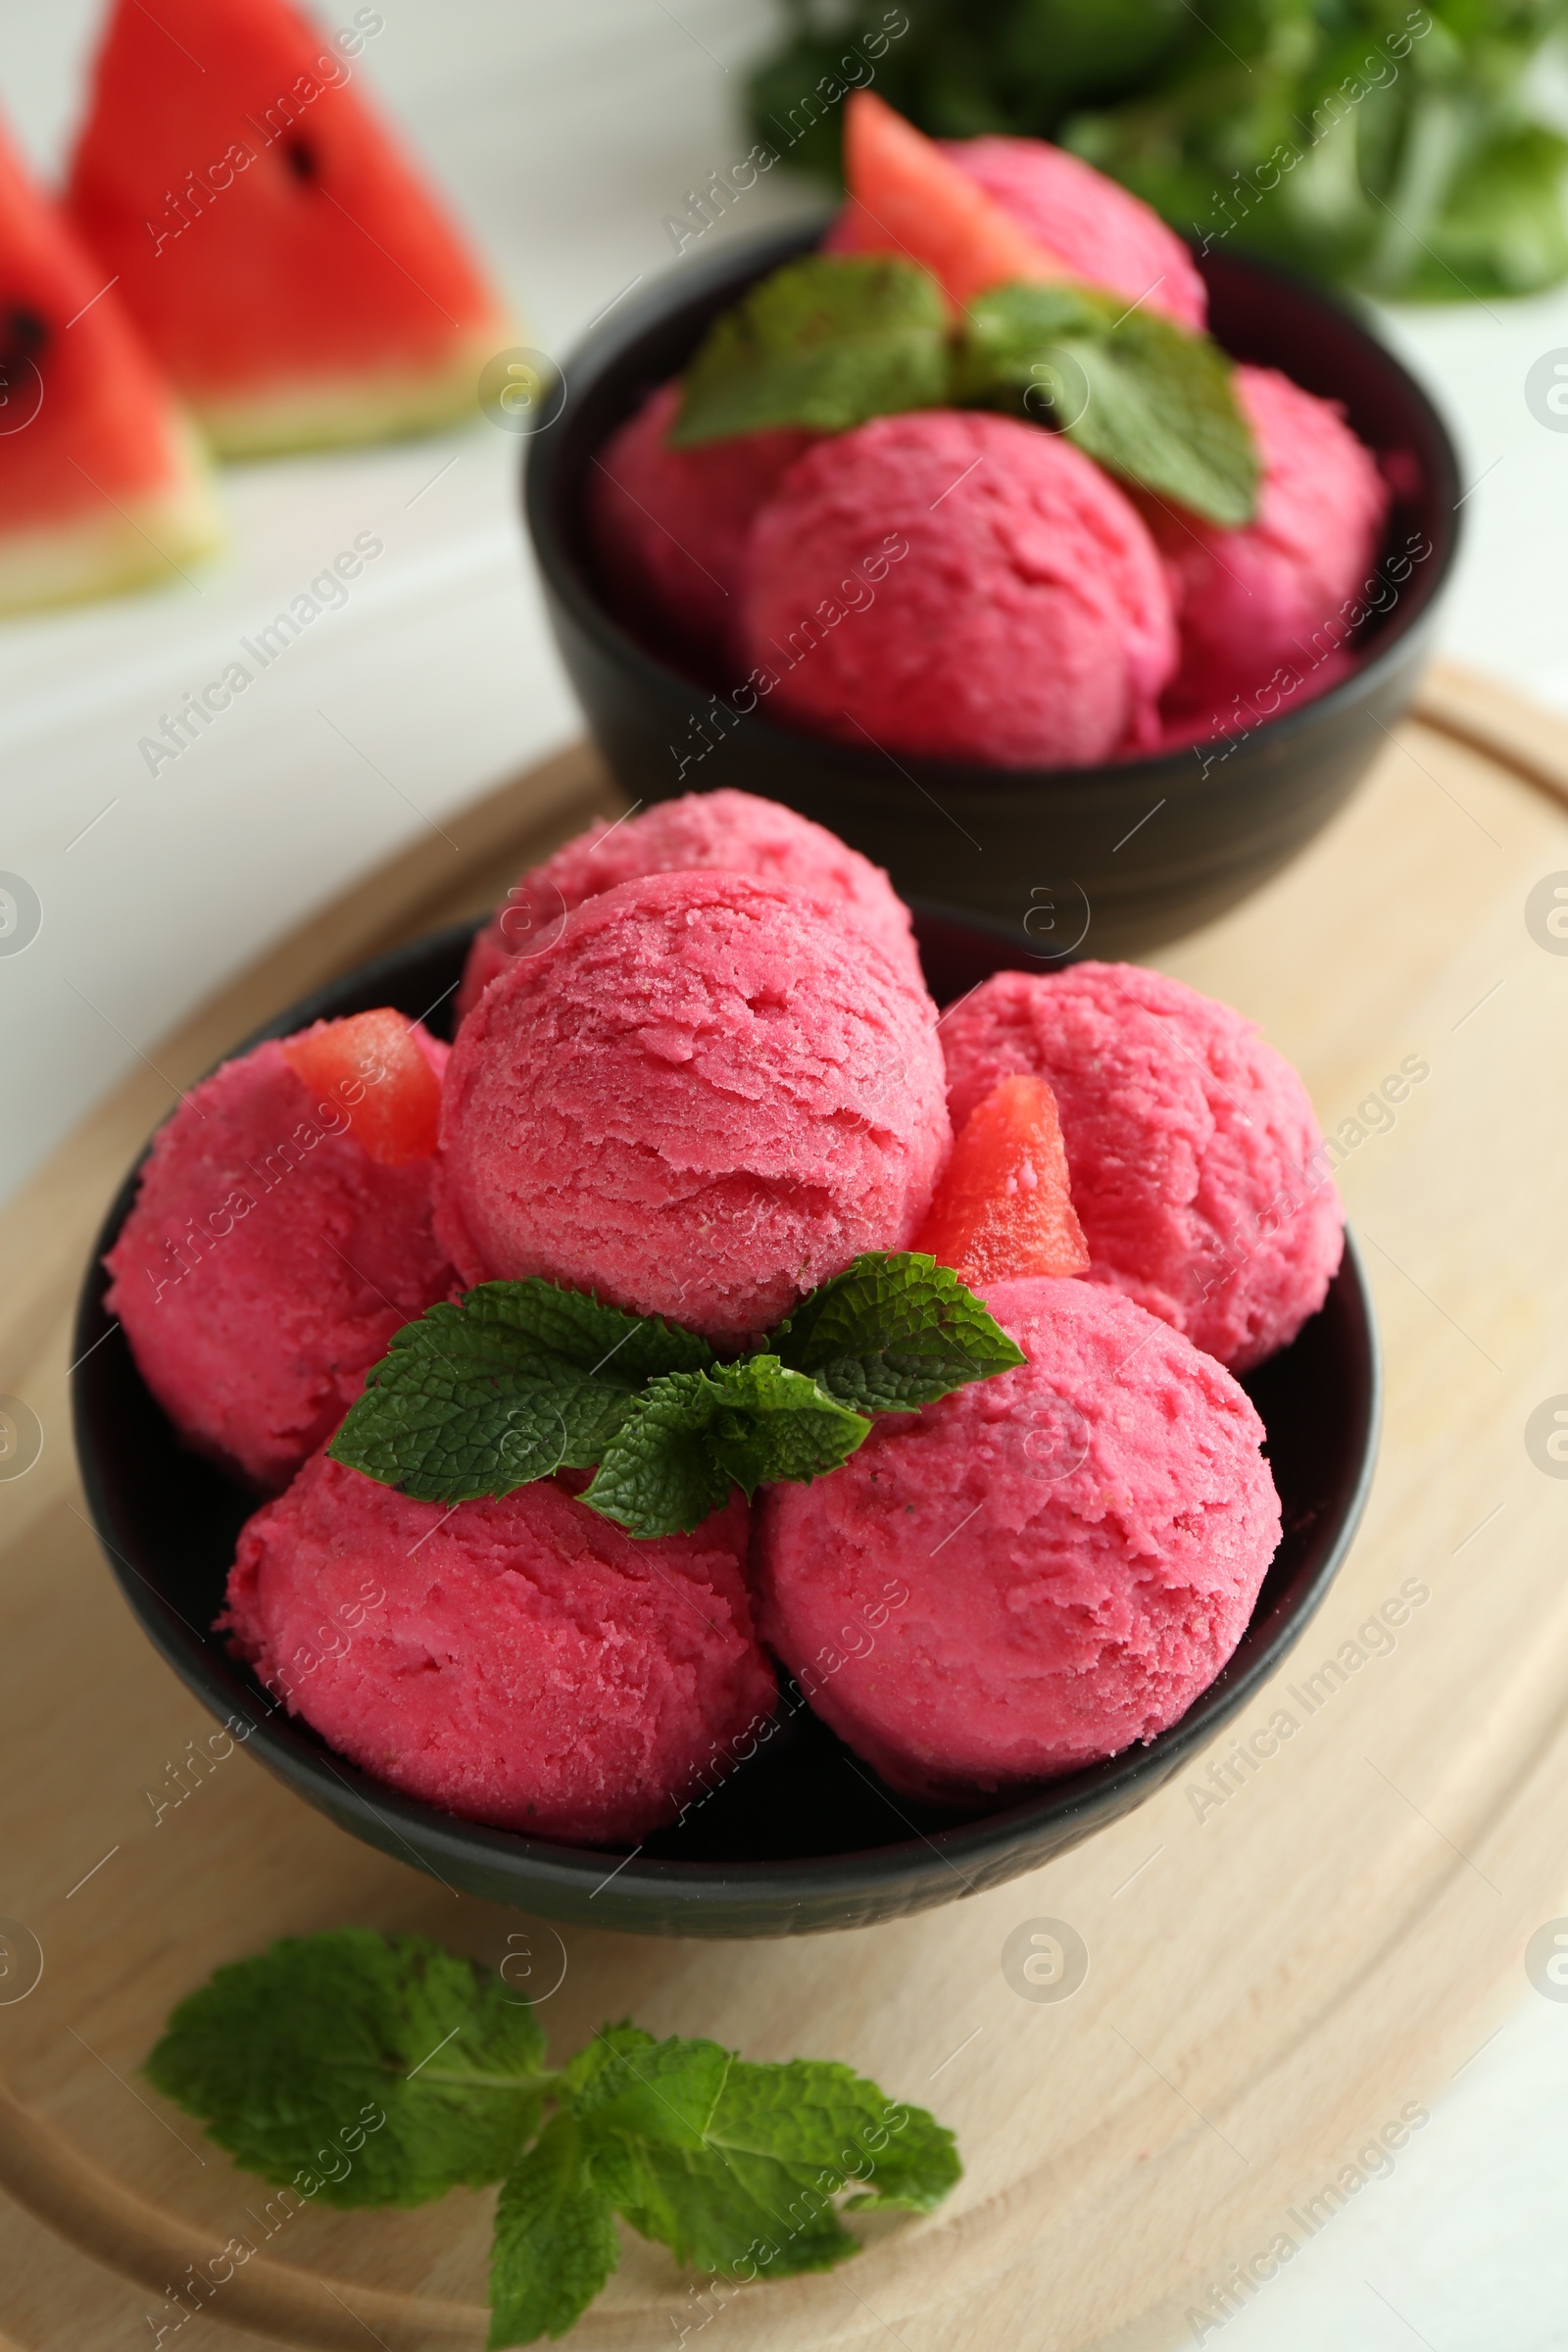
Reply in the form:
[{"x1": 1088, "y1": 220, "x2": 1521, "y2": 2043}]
[{"x1": 525, "y1": 219, "x2": 1459, "y2": 964}]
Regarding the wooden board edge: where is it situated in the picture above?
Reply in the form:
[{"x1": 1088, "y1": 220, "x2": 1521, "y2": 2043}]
[{"x1": 1415, "y1": 658, "x2": 1568, "y2": 808}]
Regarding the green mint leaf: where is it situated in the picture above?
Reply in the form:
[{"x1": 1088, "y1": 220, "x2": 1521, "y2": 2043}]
[
  {"x1": 564, "y1": 2028, "x2": 958, "y2": 2278},
  {"x1": 715, "y1": 2057, "x2": 960, "y2": 2214},
  {"x1": 145, "y1": 1931, "x2": 547, "y2": 2207},
  {"x1": 582, "y1": 1359, "x2": 868, "y2": 1538},
  {"x1": 488, "y1": 2113, "x2": 618, "y2": 2349},
  {"x1": 579, "y1": 1372, "x2": 734, "y2": 1539},
  {"x1": 952, "y1": 278, "x2": 1112, "y2": 397},
  {"x1": 771, "y1": 1251, "x2": 1026, "y2": 1413},
  {"x1": 565, "y1": 2022, "x2": 729, "y2": 2145},
  {"x1": 593, "y1": 2131, "x2": 858, "y2": 2278},
  {"x1": 705, "y1": 1356, "x2": 871, "y2": 1494},
  {"x1": 672, "y1": 254, "x2": 950, "y2": 445},
  {"x1": 328, "y1": 1280, "x2": 716, "y2": 1503},
  {"x1": 958, "y1": 280, "x2": 1260, "y2": 527},
  {"x1": 568, "y1": 2027, "x2": 854, "y2": 2277}
]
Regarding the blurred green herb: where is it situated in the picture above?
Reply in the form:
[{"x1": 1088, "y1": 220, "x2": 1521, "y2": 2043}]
[
  {"x1": 956, "y1": 278, "x2": 1259, "y2": 520},
  {"x1": 751, "y1": 0, "x2": 1568, "y2": 299},
  {"x1": 672, "y1": 251, "x2": 1257, "y2": 521},
  {"x1": 672, "y1": 252, "x2": 951, "y2": 439},
  {"x1": 147, "y1": 1930, "x2": 961, "y2": 2347}
]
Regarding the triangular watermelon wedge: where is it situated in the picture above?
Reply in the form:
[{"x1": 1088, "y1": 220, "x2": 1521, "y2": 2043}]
[
  {"x1": 65, "y1": 0, "x2": 513, "y2": 456},
  {"x1": 835, "y1": 90, "x2": 1066, "y2": 313},
  {"x1": 0, "y1": 112, "x2": 220, "y2": 615},
  {"x1": 913, "y1": 1075, "x2": 1091, "y2": 1288}
]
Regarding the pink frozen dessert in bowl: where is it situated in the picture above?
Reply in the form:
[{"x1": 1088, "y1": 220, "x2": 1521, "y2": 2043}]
[
  {"x1": 526, "y1": 94, "x2": 1458, "y2": 962},
  {"x1": 75, "y1": 868, "x2": 1379, "y2": 1936}
]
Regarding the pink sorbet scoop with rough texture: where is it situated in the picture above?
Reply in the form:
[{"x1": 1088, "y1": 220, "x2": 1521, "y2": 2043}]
[
  {"x1": 587, "y1": 378, "x2": 812, "y2": 666},
  {"x1": 435, "y1": 869, "x2": 950, "y2": 1345},
  {"x1": 220, "y1": 1457, "x2": 775, "y2": 1844},
  {"x1": 824, "y1": 133, "x2": 1207, "y2": 330},
  {"x1": 739, "y1": 411, "x2": 1176, "y2": 767},
  {"x1": 757, "y1": 1275, "x2": 1281, "y2": 1797},
  {"x1": 1143, "y1": 364, "x2": 1390, "y2": 723},
  {"x1": 940, "y1": 962, "x2": 1343, "y2": 1370},
  {"x1": 457, "y1": 787, "x2": 922, "y2": 1020},
  {"x1": 104, "y1": 1025, "x2": 456, "y2": 1493}
]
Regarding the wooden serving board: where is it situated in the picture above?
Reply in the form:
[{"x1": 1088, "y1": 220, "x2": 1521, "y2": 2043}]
[{"x1": 4, "y1": 666, "x2": 1568, "y2": 2352}]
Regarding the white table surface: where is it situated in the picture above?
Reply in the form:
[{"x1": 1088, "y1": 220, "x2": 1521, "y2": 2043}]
[{"x1": 2, "y1": 5, "x2": 1565, "y2": 2343}]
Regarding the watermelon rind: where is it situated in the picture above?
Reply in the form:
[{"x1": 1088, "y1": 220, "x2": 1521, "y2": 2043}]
[
  {"x1": 192, "y1": 310, "x2": 515, "y2": 458},
  {"x1": 0, "y1": 414, "x2": 221, "y2": 615}
]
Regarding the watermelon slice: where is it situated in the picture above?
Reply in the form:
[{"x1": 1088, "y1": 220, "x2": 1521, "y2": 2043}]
[
  {"x1": 281, "y1": 1008, "x2": 443, "y2": 1166},
  {"x1": 913, "y1": 1075, "x2": 1091, "y2": 1288},
  {"x1": 0, "y1": 113, "x2": 219, "y2": 615},
  {"x1": 66, "y1": 0, "x2": 513, "y2": 456},
  {"x1": 836, "y1": 90, "x2": 1065, "y2": 313}
]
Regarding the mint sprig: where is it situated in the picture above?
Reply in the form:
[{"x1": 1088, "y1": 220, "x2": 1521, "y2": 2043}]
[
  {"x1": 671, "y1": 253, "x2": 950, "y2": 444},
  {"x1": 146, "y1": 1930, "x2": 961, "y2": 2346},
  {"x1": 669, "y1": 251, "x2": 1259, "y2": 528},
  {"x1": 329, "y1": 1251, "x2": 1025, "y2": 1539}
]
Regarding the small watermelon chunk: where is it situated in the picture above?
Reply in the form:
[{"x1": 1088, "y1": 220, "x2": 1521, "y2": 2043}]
[
  {"x1": 838, "y1": 90, "x2": 1065, "y2": 313},
  {"x1": 66, "y1": 0, "x2": 514, "y2": 456},
  {"x1": 914, "y1": 1075, "x2": 1090, "y2": 1287},
  {"x1": 0, "y1": 113, "x2": 219, "y2": 614},
  {"x1": 281, "y1": 1008, "x2": 442, "y2": 1166}
]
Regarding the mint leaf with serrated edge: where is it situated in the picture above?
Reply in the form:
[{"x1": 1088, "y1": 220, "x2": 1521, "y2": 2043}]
[
  {"x1": 147, "y1": 1930, "x2": 962, "y2": 2347},
  {"x1": 329, "y1": 1280, "x2": 716, "y2": 1503},
  {"x1": 672, "y1": 253, "x2": 950, "y2": 445},
  {"x1": 488, "y1": 2113, "x2": 618, "y2": 2348},
  {"x1": 770, "y1": 1250, "x2": 1025, "y2": 1412},
  {"x1": 583, "y1": 1356, "x2": 869, "y2": 1539},
  {"x1": 957, "y1": 279, "x2": 1260, "y2": 527},
  {"x1": 143, "y1": 1930, "x2": 548, "y2": 2207}
]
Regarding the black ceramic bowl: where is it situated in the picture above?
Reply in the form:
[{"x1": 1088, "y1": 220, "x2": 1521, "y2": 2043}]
[
  {"x1": 74, "y1": 915, "x2": 1379, "y2": 1938},
  {"x1": 526, "y1": 217, "x2": 1459, "y2": 962}
]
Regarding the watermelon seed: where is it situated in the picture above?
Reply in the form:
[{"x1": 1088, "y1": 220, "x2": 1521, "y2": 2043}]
[
  {"x1": 2, "y1": 307, "x2": 47, "y2": 359},
  {"x1": 283, "y1": 138, "x2": 318, "y2": 184}
]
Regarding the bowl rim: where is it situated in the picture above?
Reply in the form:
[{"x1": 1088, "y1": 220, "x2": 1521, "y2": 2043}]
[
  {"x1": 524, "y1": 212, "x2": 1462, "y2": 797},
  {"x1": 72, "y1": 917, "x2": 1383, "y2": 1930}
]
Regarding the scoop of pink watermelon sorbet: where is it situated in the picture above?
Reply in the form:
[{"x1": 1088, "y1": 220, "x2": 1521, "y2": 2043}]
[
  {"x1": 436, "y1": 869, "x2": 950, "y2": 1345},
  {"x1": 940, "y1": 962, "x2": 1343, "y2": 1371},
  {"x1": 587, "y1": 379, "x2": 812, "y2": 665},
  {"x1": 757, "y1": 1275, "x2": 1280, "y2": 1797},
  {"x1": 220, "y1": 1457, "x2": 774, "y2": 1844},
  {"x1": 1143, "y1": 365, "x2": 1389, "y2": 723},
  {"x1": 738, "y1": 411, "x2": 1176, "y2": 767},
  {"x1": 457, "y1": 787, "x2": 921, "y2": 1021},
  {"x1": 825, "y1": 134, "x2": 1207, "y2": 331},
  {"x1": 104, "y1": 1025, "x2": 456, "y2": 1492}
]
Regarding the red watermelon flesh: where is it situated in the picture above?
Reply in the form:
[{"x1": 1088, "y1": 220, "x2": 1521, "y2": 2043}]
[
  {"x1": 837, "y1": 90, "x2": 1065, "y2": 313},
  {"x1": 0, "y1": 112, "x2": 219, "y2": 613},
  {"x1": 65, "y1": 0, "x2": 512, "y2": 455},
  {"x1": 280, "y1": 1009, "x2": 443, "y2": 1167},
  {"x1": 912, "y1": 1075, "x2": 1091, "y2": 1288}
]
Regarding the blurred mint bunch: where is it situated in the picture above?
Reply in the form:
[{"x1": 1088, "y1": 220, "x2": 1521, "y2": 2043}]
[{"x1": 749, "y1": 0, "x2": 1568, "y2": 299}]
